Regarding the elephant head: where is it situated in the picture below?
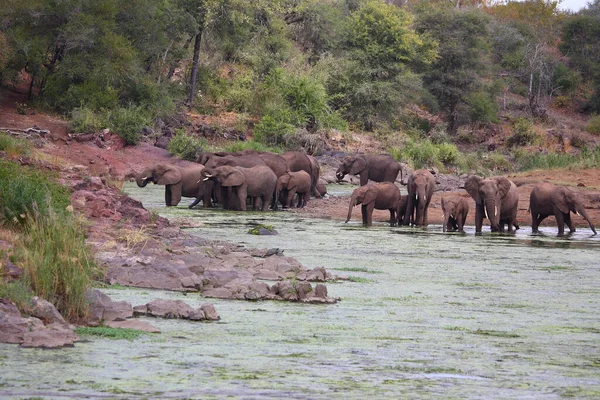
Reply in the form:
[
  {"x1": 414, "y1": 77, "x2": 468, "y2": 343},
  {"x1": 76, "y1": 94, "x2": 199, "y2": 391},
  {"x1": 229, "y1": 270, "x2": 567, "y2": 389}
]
[
  {"x1": 553, "y1": 187, "x2": 596, "y2": 234},
  {"x1": 336, "y1": 155, "x2": 367, "y2": 181},
  {"x1": 202, "y1": 166, "x2": 245, "y2": 187},
  {"x1": 411, "y1": 171, "x2": 434, "y2": 226},
  {"x1": 465, "y1": 175, "x2": 511, "y2": 232},
  {"x1": 441, "y1": 196, "x2": 466, "y2": 233},
  {"x1": 345, "y1": 185, "x2": 376, "y2": 223},
  {"x1": 136, "y1": 164, "x2": 183, "y2": 206}
]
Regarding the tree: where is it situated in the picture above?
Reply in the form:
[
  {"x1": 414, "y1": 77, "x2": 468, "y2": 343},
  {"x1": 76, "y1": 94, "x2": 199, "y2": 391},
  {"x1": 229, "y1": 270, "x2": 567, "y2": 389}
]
[{"x1": 415, "y1": 6, "x2": 490, "y2": 134}]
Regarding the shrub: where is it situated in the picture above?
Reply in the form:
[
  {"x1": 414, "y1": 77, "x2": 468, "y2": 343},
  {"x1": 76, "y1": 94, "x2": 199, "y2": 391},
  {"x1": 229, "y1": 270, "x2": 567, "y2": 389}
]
[
  {"x1": 554, "y1": 96, "x2": 569, "y2": 108},
  {"x1": 0, "y1": 160, "x2": 71, "y2": 227},
  {"x1": 483, "y1": 153, "x2": 512, "y2": 172},
  {"x1": 167, "y1": 130, "x2": 206, "y2": 161},
  {"x1": 69, "y1": 107, "x2": 109, "y2": 134},
  {"x1": 390, "y1": 139, "x2": 462, "y2": 170},
  {"x1": 586, "y1": 115, "x2": 600, "y2": 135},
  {"x1": 222, "y1": 140, "x2": 282, "y2": 154},
  {"x1": 0, "y1": 132, "x2": 31, "y2": 157},
  {"x1": 467, "y1": 91, "x2": 499, "y2": 124},
  {"x1": 18, "y1": 212, "x2": 95, "y2": 320},
  {"x1": 253, "y1": 114, "x2": 295, "y2": 146},
  {"x1": 108, "y1": 105, "x2": 151, "y2": 145},
  {"x1": 0, "y1": 280, "x2": 33, "y2": 314},
  {"x1": 437, "y1": 143, "x2": 461, "y2": 165},
  {"x1": 507, "y1": 118, "x2": 536, "y2": 147}
]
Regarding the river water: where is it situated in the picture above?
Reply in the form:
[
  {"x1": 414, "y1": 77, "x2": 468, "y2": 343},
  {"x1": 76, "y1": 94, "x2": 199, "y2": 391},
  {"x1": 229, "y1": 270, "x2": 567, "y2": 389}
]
[{"x1": 1, "y1": 183, "x2": 600, "y2": 399}]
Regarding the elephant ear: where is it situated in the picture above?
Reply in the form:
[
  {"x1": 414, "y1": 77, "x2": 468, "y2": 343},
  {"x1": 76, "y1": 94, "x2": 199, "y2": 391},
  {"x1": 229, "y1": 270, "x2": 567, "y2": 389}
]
[
  {"x1": 464, "y1": 175, "x2": 483, "y2": 202},
  {"x1": 495, "y1": 177, "x2": 512, "y2": 199},
  {"x1": 222, "y1": 169, "x2": 245, "y2": 187},
  {"x1": 157, "y1": 167, "x2": 181, "y2": 185},
  {"x1": 552, "y1": 187, "x2": 571, "y2": 214},
  {"x1": 349, "y1": 156, "x2": 367, "y2": 175},
  {"x1": 362, "y1": 186, "x2": 378, "y2": 205}
]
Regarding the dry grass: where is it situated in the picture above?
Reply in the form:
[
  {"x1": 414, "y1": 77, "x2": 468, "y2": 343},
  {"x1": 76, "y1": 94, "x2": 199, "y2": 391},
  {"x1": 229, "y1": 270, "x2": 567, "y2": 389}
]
[{"x1": 118, "y1": 226, "x2": 150, "y2": 249}]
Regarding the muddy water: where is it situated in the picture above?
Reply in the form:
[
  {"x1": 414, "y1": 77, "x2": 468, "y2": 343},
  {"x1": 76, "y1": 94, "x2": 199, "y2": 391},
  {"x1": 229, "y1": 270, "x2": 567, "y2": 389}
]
[{"x1": 1, "y1": 183, "x2": 600, "y2": 399}]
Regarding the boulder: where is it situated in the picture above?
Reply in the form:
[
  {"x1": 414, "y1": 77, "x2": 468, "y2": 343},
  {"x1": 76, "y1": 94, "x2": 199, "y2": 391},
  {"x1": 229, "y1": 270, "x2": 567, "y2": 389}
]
[
  {"x1": 135, "y1": 299, "x2": 219, "y2": 321},
  {"x1": 21, "y1": 323, "x2": 78, "y2": 348},
  {"x1": 0, "y1": 315, "x2": 44, "y2": 344},
  {"x1": 1, "y1": 261, "x2": 23, "y2": 282},
  {"x1": 314, "y1": 284, "x2": 328, "y2": 299},
  {"x1": 200, "y1": 303, "x2": 220, "y2": 321},
  {"x1": 106, "y1": 262, "x2": 202, "y2": 292},
  {"x1": 86, "y1": 289, "x2": 133, "y2": 325},
  {"x1": 30, "y1": 297, "x2": 66, "y2": 325},
  {"x1": 0, "y1": 298, "x2": 21, "y2": 317},
  {"x1": 104, "y1": 320, "x2": 161, "y2": 333}
]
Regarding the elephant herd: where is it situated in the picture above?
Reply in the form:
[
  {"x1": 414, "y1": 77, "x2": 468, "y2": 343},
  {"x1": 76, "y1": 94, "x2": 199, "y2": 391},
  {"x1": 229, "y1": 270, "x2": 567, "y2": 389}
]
[
  {"x1": 136, "y1": 151, "x2": 596, "y2": 236},
  {"x1": 342, "y1": 156, "x2": 596, "y2": 236},
  {"x1": 136, "y1": 150, "x2": 323, "y2": 212}
]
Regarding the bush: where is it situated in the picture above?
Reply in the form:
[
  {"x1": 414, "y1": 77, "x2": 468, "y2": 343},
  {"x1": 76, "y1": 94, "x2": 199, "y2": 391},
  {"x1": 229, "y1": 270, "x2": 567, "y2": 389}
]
[
  {"x1": 437, "y1": 143, "x2": 461, "y2": 165},
  {"x1": 167, "y1": 130, "x2": 206, "y2": 161},
  {"x1": 0, "y1": 132, "x2": 31, "y2": 157},
  {"x1": 253, "y1": 114, "x2": 295, "y2": 146},
  {"x1": 390, "y1": 139, "x2": 462, "y2": 170},
  {"x1": 69, "y1": 107, "x2": 109, "y2": 134},
  {"x1": 483, "y1": 153, "x2": 512, "y2": 172},
  {"x1": 18, "y1": 212, "x2": 95, "y2": 320},
  {"x1": 109, "y1": 105, "x2": 151, "y2": 145},
  {"x1": 468, "y1": 91, "x2": 499, "y2": 124},
  {"x1": 507, "y1": 118, "x2": 536, "y2": 147},
  {"x1": 586, "y1": 115, "x2": 600, "y2": 135},
  {"x1": 0, "y1": 280, "x2": 33, "y2": 314},
  {"x1": 222, "y1": 140, "x2": 282, "y2": 154},
  {"x1": 0, "y1": 160, "x2": 71, "y2": 227}
]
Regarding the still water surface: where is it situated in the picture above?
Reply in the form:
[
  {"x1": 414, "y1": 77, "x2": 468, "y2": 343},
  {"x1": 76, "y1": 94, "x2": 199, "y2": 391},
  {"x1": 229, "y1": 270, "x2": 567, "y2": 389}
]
[{"x1": 1, "y1": 183, "x2": 599, "y2": 398}]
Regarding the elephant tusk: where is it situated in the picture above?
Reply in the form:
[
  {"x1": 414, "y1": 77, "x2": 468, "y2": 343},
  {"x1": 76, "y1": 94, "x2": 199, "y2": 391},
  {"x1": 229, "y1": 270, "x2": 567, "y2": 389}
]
[
  {"x1": 424, "y1": 195, "x2": 427, "y2": 203},
  {"x1": 142, "y1": 176, "x2": 148, "y2": 180},
  {"x1": 495, "y1": 206, "x2": 498, "y2": 217},
  {"x1": 576, "y1": 211, "x2": 581, "y2": 217},
  {"x1": 202, "y1": 177, "x2": 210, "y2": 182},
  {"x1": 483, "y1": 208, "x2": 488, "y2": 219},
  {"x1": 450, "y1": 214, "x2": 454, "y2": 219}
]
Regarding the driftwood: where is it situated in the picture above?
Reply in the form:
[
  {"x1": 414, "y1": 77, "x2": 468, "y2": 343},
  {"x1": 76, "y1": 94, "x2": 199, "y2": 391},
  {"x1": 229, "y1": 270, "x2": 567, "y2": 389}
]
[{"x1": 0, "y1": 127, "x2": 50, "y2": 137}]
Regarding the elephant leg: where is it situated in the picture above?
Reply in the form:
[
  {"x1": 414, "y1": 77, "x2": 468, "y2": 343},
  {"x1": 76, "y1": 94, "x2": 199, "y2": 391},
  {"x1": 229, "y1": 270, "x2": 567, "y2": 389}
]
[
  {"x1": 301, "y1": 192, "x2": 309, "y2": 208},
  {"x1": 189, "y1": 197, "x2": 201, "y2": 209},
  {"x1": 389, "y1": 209, "x2": 396, "y2": 227},
  {"x1": 531, "y1": 211, "x2": 540, "y2": 232},
  {"x1": 404, "y1": 196, "x2": 414, "y2": 226},
  {"x1": 475, "y1": 204, "x2": 484, "y2": 233},
  {"x1": 165, "y1": 186, "x2": 172, "y2": 206},
  {"x1": 364, "y1": 202, "x2": 375, "y2": 227},
  {"x1": 555, "y1": 211, "x2": 566, "y2": 235},
  {"x1": 288, "y1": 189, "x2": 298, "y2": 208},
  {"x1": 565, "y1": 213, "x2": 576, "y2": 233},
  {"x1": 237, "y1": 187, "x2": 247, "y2": 211},
  {"x1": 361, "y1": 204, "x2": 368, "y2": 226}
]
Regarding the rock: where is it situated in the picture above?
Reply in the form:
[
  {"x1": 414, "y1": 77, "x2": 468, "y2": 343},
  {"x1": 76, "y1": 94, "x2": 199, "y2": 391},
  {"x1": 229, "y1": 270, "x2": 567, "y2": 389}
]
[
  {"x1": 188, "y1": 309, "x2": 206, "y2": 321},
  {"x1": 154, "y1": 136, "x2": 170, "y2": 149},
  {"x1": 133, "y1": 304, "x2": 148, "y2": 316},
  {"x1": 30, "y1": 297, "x2": 66, "y2": 325},
  {"x1": 104, "y1": 320, "x2": 160, "y2": 333},
  {"x1": 1, "y1": 261, "x2": 23, "y2": 282},
  {"x1": 0, "y1": 298, "x2": 21, "y2": 317},
  {"x1": 0, "y1": 315, "x2": 45, "y2": 344},
  {"x1": 106, "y1": 262, "x2": 202, "y2": 292},
  {"x1": 86, "y1": 289, "x2": 133, "y2": 325},
  {"x1": 202, "y1": 287, "x2": 233, "y2": 299},
  {"x1": 305, "y1": 267, "x2": 327, "y2": 282},
  {"x1": 253, "y1": 269, "x2": 285, "y2": 281},
  {"x1": 21, "y1": 323, "x2": 78, "y2": 348},
  {"x1": 200, "y1": 303, "x2": 220, "y2": 321},
  {"x1": 314, "y1": 284, "x2": 328, "y2": 299},
  {"x1": 296, "y1": 282, "x2": 313, "y2": 300},
  {"x1": 145, "y1": 299, "x2": 195, "y2": 319}
]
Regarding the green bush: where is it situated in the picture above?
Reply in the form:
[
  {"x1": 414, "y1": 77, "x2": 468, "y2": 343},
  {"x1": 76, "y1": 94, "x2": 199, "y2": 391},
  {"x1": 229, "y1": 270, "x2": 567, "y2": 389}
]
[
  {"x1": 222, "y1": 140, "x2": 282, "y2": 154},
  {"x1": 512, "y1": 147, "x2": 600, "y2": 171},
  {"x1": 468, "y1": 91, "x2": 499, "y2": 124},
  {"x1": 483, "y1": 153, "x2": 512, "y2": 172},
  {"x1": 437, "y1": 143, "x2": 461, "y2": 165},
  {"x1": 18, "y1": 212, "x2": 95, "y2": 321},
  {"x1": 0, "y1": 160, "x2": 71, "y2": 227},
  {"x1": 586, "y1": 115, "x2": 600, "y2": 135},
  {"x1": 390, "y1": 139, "x2": 462, "y2": 170},
  {"x1": 69, "y1": 107, "x2": 109, "y2": 134},
  {"x1": 507, "y1": 118, "x2": 536, "y2": 147},
  {"x1": 0, "y1": 132, "x2": 31, "y2": 157},
  {"x1": 167, "y1": 130, "x2": 206, "y2": 161},
  {"x1": 253, "y1": 114, "x2": 295, "y2": 146},
  {"x1": 0, "y1": 280, "x2": 33, "y2": 314},
  {"x1": 109, "y1": 105, "x2": 151, "y2": 145}
]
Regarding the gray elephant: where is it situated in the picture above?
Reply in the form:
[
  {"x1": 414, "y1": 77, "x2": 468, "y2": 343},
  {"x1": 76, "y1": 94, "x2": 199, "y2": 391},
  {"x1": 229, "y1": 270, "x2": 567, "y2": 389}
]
[
  {"x1": 336, "y1": 154, "x2": 401, "y2": 186},
  {"x1": 529, "y1": 182, "x2": 596, "y2": 235},
  {"x1": 403, "y1": 169, "x2": 435, "y2": 227},
  {"x1": 200, "y1": 165, "x2": 277, "y2": 211},
  {"x1": 464, "y1": 175, "x2": 519, "y2": 233},
  {"x1": 281, "y1": 151, "x2": 320, "y2": 197},
  {"x1": 346, "y1": 182, "x2": 401, "y2": 227},
  {"x1": 441, "y1": 195, "x2": 469, "y2": 232},
  {"x1": 136, "y1": 164, "x2": 213, "y2": 208},
  {"x1": 276, "y1": 170, "x2": 312, "y2": 209}
]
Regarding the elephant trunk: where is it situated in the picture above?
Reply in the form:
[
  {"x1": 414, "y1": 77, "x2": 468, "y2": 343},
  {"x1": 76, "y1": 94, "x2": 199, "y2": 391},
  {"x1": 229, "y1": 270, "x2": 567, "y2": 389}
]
[
  {"x1": 442, "y1": 212, "x2": 449, "y2": 233},
  {"x1": 576, "y1": 205, "x2": 597, "y2": 235},
  {"x1": 485, "y1": 200, "x2": 498, "y2": 231},
  {"x1": 336, "y1": 167, "x2": 346, "y2": 181},
  {"x1": 346, "y1": 196, "x2": 358, "y2": 223},
  {"x1": 136, "y1": 175, "x2": 151, "y2": 188},
  {"x1": 415, "y1": 191, "x2": 426, "y2": 226}
]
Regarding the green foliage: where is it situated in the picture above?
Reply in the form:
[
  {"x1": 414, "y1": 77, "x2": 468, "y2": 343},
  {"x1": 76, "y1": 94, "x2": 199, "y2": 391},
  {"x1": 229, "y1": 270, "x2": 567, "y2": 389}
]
[
  {"x1": 222, "y1": 141, "x2": 282, "y2": 154},
  {"x1": 389, "y1": 138, "x2": 461, "y2": 170},
  {"x1": 0, "y1": 280, "x2": 33, "y2": 314},
  {"x1": 253, "y1": 114, "x2": 296, "y2": 146},
  {"x1": 248, "y1": 224, "x2": 276, "y2": 235},
  {"x1": 167, "y1": 130, "x2": 206, "y2": 161},
  {"x1": 0, "y1": 132, "x2": 31, "y2": 157},
  {"x1": 69, "y1": 107, "x2": 109, "y2": 134},
  {"x1": 512, "y1": 146, "x2": 600, "y2": 170},
  {"x1": 0, "y1": 160, "x2": 70, "y2": 227},
  {"x1": 109, "y1": 105, "x2": 150, "y2": 145},
  {"x1": 507, "y1": 118, "x2": 536, "y2": 147},
  {"x1": 17, "y1": 212, "x2": 95, "y2": 321},
  {"x1": 586, "y1": 115, "x2": 600, "y2": 135},
  {"x1": 76, "y1": 326, "x2": 151, "y2": 340},
  {"x1": 467, "y1": 91, "x2": 499, "y2": 124}
]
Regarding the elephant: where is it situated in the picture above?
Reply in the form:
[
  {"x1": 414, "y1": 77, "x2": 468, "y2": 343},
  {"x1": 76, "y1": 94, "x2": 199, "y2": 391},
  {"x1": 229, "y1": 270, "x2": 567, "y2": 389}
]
[
  {"x1": 336, "y1": 154, "x2": 401, "y2": 186},
  {"x1": 200, "y1": 165, "x2": 277, "y2": 211},
  {"x1": 236, "y1": 149, "x2": 289, "y2": 179},
  {"x1": 307, "y1": 155, "x2": 322, "y2": 198},
  {"x1": 403, "y1": 169, "x2": 435, "y2": 227},
  {"x1": 441, "y1": 195, "x2": 469, "y2": 232},
  {"x1": 345, "y1": 182, "x2": 401, "y2": 227},
  {"x1": 396, "y1": 195, "x2": 408, "y2": 226},
  {"x1": 464, "y1": 175, "x2": 519, "y2": 233},
  {"x1": 276, "y1": 170, "x2": 312, "y2": 209},
  {"x1": 136, "y1": 164, "x2": 213, "y2": 208},
  {"x1": 529, "y1": 182, "x2": 596, "y2": 235},
  {"x1": 281, "y1": 151, "x2": 320, "y2": 197}
]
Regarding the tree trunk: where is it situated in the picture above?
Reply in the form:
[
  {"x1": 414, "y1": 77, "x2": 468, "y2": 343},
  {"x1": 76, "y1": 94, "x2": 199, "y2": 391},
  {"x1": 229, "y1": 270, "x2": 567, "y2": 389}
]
[{"x1": 187, "y1": 30, "x2": 203, "y2": 107}]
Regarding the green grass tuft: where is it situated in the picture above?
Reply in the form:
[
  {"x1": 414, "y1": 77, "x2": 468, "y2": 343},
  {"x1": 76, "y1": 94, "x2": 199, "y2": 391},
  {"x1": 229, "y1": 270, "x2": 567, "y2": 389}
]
[{"x1": 76, "y1": 326, "x2": 150, "y2": 340}]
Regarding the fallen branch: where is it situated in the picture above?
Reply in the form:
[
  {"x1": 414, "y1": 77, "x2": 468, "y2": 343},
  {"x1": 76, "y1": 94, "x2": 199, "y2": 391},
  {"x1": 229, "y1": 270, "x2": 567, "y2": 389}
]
[{"x1": 0, "y1": 127, "x2": 50, "y2": 137}]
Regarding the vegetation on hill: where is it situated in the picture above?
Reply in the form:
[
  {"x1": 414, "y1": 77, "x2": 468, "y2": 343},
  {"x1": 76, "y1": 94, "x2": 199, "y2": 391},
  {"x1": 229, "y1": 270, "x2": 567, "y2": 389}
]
[{"x1": 1, "y1": 0, "x2": 600, "y2": 171}]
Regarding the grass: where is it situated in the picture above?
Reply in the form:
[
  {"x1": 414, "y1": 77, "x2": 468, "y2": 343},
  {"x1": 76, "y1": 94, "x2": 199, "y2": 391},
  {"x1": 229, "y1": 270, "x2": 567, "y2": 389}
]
[
  {"x1": 118, "y1": 226, "x2": 150, "y2": 248},
  {"x1": 347, "y1": 276, "x2": 374, "y2": 283},
  {"x1": 332, "y1": 267, "x2": 383, "y2": 274},
  {"x1": 76, "y1": 326, "x2": 150, "y2": 340},
  {"x1": 471, "y1": 329, "x2": 520, "y2": 338},
  {"x1": 0, "y1": 280, "x2": 33, "y2": 314},
  {"x1": 248, "y1": 224, "x2": 276, "y2": 235},
  {"x1": 0, "y1": 132, "x2": 32, "y2": 157}
]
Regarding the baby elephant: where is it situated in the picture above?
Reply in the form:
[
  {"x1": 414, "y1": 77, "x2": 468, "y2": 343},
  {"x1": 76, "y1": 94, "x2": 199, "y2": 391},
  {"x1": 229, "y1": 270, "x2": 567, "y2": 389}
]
[
  {"x1": 441, "y1": 196, "x2": 469, "y2": 232},
  {"x1": 346, "y1": 182, "x2": 401, "y2": 227},
  {"x1": 276, "y1": 170, "x2": 312, "y2": 209}
]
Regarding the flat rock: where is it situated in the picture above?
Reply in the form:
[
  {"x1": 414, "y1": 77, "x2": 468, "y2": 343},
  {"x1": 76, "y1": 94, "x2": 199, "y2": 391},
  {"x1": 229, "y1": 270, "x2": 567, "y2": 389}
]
[
  {"x1": 86, "y1": 289, "x2": 133, "y2": 325},
  {"x1": 30, "y1": 297, "x2": 66, "y2": 325},
  {"x1": 0, "y1": 315, "x2": 45, "y2": 344},
  {"x1": 20, "y1": 323, "x2": 78, "y2": 348}
]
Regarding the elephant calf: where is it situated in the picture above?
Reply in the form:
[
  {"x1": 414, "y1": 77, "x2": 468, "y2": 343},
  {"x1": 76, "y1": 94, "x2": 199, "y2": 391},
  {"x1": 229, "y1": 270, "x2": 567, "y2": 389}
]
[
  {"x1": 441, "y1": 195, "x2": 469, "y2": 232},
  {"x1": 530, "y1": 182, "x2": 596, "y2": 235},
  {"x1": 276, "y1": 170, "x2": 312, "y2": 209},
  {"x1": 346, "y1": 182, "x2": 401, "y2": 227}
]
